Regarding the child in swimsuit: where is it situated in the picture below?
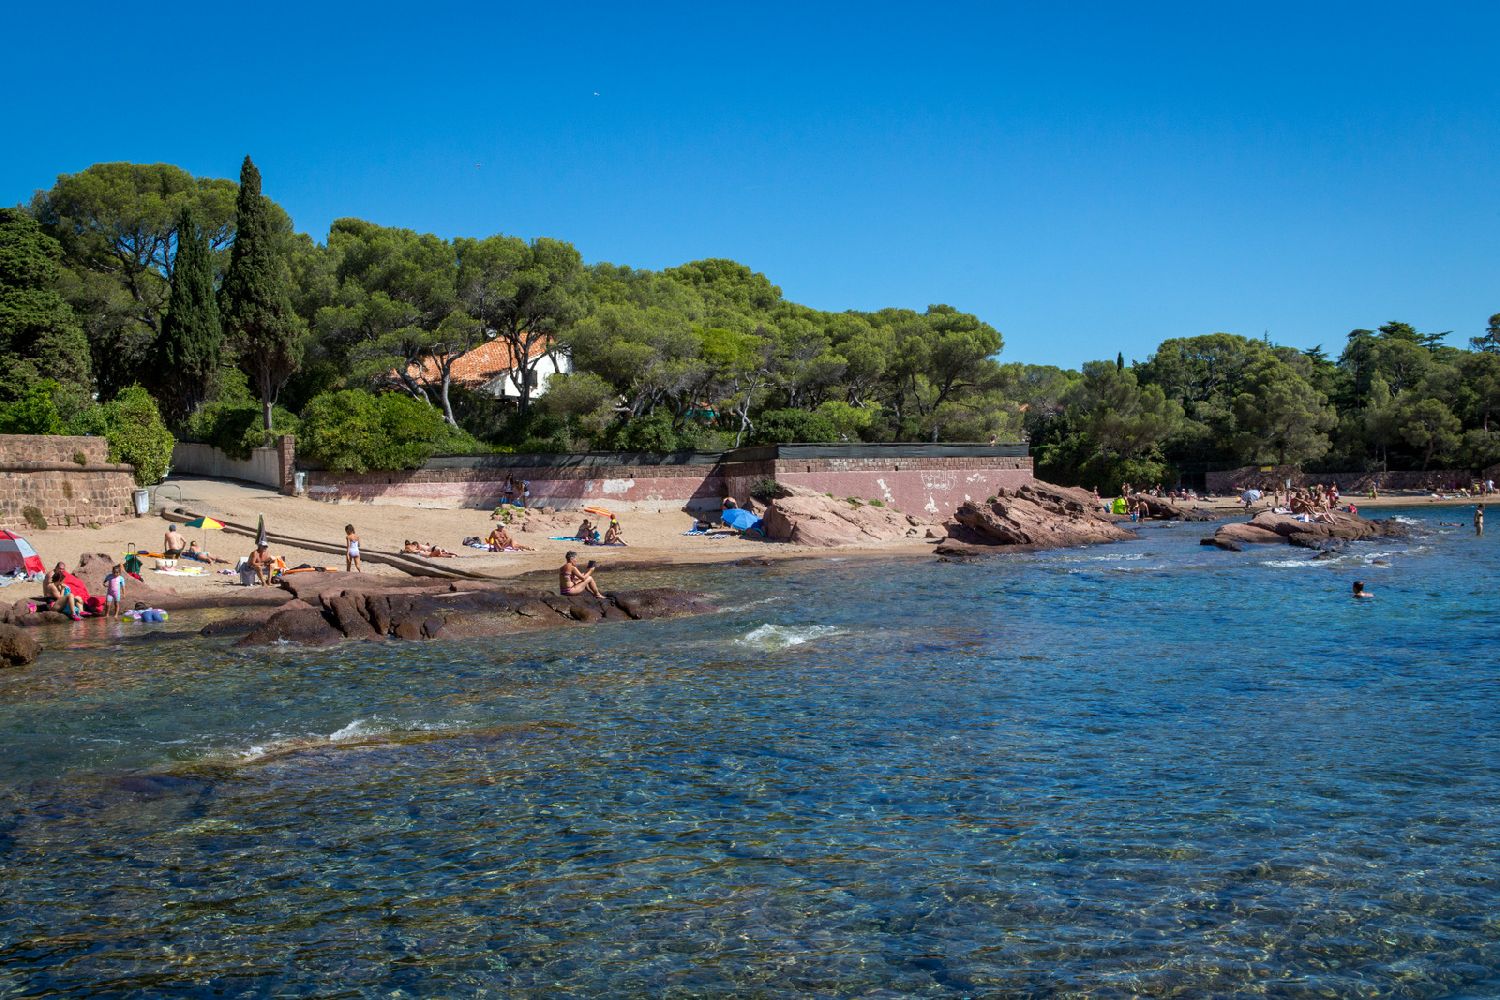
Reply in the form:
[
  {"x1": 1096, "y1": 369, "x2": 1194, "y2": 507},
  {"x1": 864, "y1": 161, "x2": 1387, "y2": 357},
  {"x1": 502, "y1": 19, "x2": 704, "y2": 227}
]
[{"x1": 345, "y1": 524, "x2": 362, "y2": 572}]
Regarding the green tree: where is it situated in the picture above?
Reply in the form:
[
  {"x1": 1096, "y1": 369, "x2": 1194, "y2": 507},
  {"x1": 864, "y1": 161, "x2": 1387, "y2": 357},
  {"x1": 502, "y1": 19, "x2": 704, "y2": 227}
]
[
  {"x1": 220, "y1": 157, "x2": 302, "y2": 431},
  {"x1": 153, "y1": 206, "x2": 223, "y2": 428},
  {"x1": 1393, "y1": 394, "x2": 1462, "y2": 469},
  {"x1": 455, "y1": 235, "x2": 586, "y2": 413},
  {"x1": 1229, "y1": 357, "x2": 1336, "y2": 465},
  {"x1": 538, "y1": 371, "x2": 617, "y2": 449},
  {"x1": 30, "y1": 162, "x2": 238, "y2": 397},
  {"x1": 0, "y1": 208, "x2": 92, "y2": 401},
  {"x1": 1471, "y1": 313, "x2": 1500, "y2": 354}
]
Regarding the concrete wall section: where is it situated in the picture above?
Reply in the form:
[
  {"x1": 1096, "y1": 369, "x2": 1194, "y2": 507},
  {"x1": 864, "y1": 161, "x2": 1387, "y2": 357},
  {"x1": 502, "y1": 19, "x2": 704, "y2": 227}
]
[
  {"x1": 172, "y1": 442, "x2": 284, "y2": 489},
  {"x1": 0, "y1": 434, "x2": 136, "y2": 530}
]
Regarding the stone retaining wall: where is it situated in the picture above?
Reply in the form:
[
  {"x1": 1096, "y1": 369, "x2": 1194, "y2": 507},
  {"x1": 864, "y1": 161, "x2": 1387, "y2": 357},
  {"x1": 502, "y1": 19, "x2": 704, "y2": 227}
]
[
  {"x1": 302, "y1": 444, "x2": 1034, "y2": 518},
  {"x1": 0, "y1": 434, "x2": 137, "y2": 531}
]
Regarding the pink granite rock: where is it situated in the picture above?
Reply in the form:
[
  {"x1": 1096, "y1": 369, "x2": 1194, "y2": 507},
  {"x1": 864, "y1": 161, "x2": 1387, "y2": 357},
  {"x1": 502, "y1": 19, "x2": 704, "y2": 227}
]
[
  {"x1": 951, "y1": 481, "x2": 1137, "y2": 550},
  {"x1": 761, "y1": 488, "x2": 934, "y2": 547}
]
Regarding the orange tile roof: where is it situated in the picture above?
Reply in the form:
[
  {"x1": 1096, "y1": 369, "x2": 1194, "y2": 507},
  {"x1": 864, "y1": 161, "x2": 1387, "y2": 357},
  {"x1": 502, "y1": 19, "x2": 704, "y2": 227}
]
[{"x1": 404, "y1": 337, "x2": 554, "y2": 387}]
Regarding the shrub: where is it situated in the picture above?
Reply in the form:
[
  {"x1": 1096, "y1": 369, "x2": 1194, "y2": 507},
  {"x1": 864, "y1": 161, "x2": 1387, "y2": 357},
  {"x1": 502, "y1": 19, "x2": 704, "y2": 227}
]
[
  {"x1": 0, "y1": 381, "x2": 64, "y2": 434},
  {"x1": 72, "y1": 451, "x2": 87, "y2": 466},
  {"x1": 868, "y1": 498, "x2": 885, "y2": 507},
  {"x1": 299, "y1": 389, "x2": 446, "y2": 473},
  {"x1": 749, "y1": 408, "x2": 839, "y2": 446},
  {"x1": 613, "y1": 411, "x2": 681, "y2": 453},
  {"x1": 187, "y1": 401, "x2": 299, "y2": 460},
  {"x1": 748, "y1": 478, "x2": 791, "y2": 502},
  {"x1": 22, "y1": 506, "x2": 46, "y2": 531},
  {"x1": 430, "y1": 421, "x2": 491, "y2": 456},
  {"x1": 103, "y1": 386, "x2": 175, "y2": 486}
]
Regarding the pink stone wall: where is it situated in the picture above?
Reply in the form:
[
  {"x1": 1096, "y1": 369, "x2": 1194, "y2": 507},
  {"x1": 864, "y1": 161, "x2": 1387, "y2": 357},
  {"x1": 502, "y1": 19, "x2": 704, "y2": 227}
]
[
  {"x1": 304, "y1": 464, "x2": 725, "y2": 510},
  {"x1": 0, "y1": 434, "x2": 137, "y2": 530},
  {"x1": 303, "y1": 452, "x2": 1034, "y2": 518}
]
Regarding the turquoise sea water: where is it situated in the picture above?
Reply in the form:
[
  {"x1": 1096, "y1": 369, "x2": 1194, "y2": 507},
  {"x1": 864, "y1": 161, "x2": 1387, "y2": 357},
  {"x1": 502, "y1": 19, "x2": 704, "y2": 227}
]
[{"x1": 0, "y1": 506, "x2": 1496, "y2": 997}]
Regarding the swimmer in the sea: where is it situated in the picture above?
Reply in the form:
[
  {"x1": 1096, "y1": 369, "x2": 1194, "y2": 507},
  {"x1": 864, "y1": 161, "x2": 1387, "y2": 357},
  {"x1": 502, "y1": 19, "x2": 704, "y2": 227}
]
[{"x1": 1352, "y1": 580, "x2": 1373, "y2": 599}]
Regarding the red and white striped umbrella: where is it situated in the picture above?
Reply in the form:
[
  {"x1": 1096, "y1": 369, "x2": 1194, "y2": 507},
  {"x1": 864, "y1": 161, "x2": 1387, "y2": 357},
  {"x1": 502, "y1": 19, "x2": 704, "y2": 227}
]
[{"x1": 0, "y1": 529, "x2": 45, "y2": 576}]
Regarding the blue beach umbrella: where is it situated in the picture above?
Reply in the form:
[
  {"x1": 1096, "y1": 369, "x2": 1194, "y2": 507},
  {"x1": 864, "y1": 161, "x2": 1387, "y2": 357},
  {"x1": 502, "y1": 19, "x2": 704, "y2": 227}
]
[{"x1": 721, "y1": 507, "x2": 761, "y2": 532}]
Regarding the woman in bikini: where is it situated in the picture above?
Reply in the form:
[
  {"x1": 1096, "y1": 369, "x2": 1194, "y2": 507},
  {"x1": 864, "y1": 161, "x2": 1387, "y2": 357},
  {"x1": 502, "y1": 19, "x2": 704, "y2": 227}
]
[{"x1": 559, "y1": 551, "x2": 603, "y2": 597}]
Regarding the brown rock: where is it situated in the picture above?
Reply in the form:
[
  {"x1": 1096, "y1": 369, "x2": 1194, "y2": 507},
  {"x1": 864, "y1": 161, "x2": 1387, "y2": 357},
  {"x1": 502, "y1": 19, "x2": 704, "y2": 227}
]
[
  {"x1": 761, "y1": 488, "x2": 936, "y2": 547},
  {"x1": 393, "y1": 621, "x2": 423, "y2": 640},
  {"x1": 1205, "y1": 510, "x2": 1408, "y2": 549},
  {"x1": 235, "y1": 602, "x2": 341, "y2": 647},
  {"x1": 0, "y1": 624, "x2": 42, "y2": 666},
  {"x1": 420, "y1": 616, "x2": 444, "y2": 639},
  {"x1": 18, "y1": 611, "x2": 71, "y2": 626},
  {"x1": 952, "y1": 481, "x2": 1136, "y2": 550},
  {"x1": 1128, "y1": 494, "x2": 1218, "y2": 522},
  {"x1": 323, "y1": 593, "x2": 381, "y2": 640},
  {"x1": 75, "y1": 551, "x2": 179, "y2": 607}
]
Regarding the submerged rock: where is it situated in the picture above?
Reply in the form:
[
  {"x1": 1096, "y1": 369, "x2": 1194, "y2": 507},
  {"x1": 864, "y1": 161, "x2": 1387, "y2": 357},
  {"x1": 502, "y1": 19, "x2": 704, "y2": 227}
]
[
  {"x1": 947, "y1": 481, "x2": 1137, "y2": 551},
  {"x1": 0, "y1": 624, "x2": 41, "y2": 667},
  {"x1": 760, "y1": 487, "x2": 935, "y2": 547}
]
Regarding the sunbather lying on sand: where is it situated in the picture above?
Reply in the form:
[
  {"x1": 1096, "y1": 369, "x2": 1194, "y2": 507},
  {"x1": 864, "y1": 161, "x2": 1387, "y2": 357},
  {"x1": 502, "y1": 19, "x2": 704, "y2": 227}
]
[{"x1": 403, "y1": 540, "x2": 457, "y2": 558}]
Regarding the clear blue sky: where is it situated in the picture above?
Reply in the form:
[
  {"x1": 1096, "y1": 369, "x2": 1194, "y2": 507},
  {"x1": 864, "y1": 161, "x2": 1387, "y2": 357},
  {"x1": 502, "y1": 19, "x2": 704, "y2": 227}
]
[{"x1": 6, "y1": 2, "x2": 1498, "y2": 367}]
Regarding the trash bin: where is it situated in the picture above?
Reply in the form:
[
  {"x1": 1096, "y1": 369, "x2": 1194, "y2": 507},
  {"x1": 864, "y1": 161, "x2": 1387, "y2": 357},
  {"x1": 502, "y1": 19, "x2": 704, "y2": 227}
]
[
  {"x1": 132, "y1": 489, "x2": 151, "y2": 517},
  {"x1": 293, "y1": 472, "x2": 307, "y2": 495}
]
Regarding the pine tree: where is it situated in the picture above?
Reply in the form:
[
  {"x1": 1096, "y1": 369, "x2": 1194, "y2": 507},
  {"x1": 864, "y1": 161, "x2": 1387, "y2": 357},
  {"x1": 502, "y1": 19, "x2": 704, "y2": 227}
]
[
  {"x1": 219, "y1": 156, "x2": 301, "y2": 431},
  {"x1": 155, "y1": 206, "x2": 222, "y2": 428},
  {"x1": 0, "y1": 207, "x2": 92, "y2": 400}
]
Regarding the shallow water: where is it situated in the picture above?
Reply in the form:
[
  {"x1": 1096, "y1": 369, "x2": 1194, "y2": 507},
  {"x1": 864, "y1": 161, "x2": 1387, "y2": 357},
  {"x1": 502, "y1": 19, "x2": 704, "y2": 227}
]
[{"x1": 1, "y1": 507, "x2": 1497, "y2": 997}]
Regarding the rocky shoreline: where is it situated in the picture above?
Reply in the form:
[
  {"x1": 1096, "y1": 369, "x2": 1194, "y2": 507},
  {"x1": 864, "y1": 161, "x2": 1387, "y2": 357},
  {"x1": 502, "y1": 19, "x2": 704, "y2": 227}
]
[{"x1": 1202, "y1": 509, "x2": 1409, "y2": 551}]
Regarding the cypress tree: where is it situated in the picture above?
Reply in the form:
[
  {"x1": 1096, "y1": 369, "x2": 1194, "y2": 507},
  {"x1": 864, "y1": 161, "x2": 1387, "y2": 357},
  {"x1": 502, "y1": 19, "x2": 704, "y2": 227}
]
[
  {"x1": 155, "y1": 206, "x2": 222, "y2": 428},
  {"x1": 219, "y1": 156, "x2": 301, "y2": 431}
]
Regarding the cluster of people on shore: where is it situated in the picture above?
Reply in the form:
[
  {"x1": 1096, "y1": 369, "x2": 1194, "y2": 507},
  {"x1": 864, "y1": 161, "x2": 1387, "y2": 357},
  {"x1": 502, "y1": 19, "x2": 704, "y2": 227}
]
[
  {"x1": 1276, "y1": 484, "x2": 1349, "y2": 521},
  {"x1": 574, "y1": 517, "x2": 626, "y2": 546}
]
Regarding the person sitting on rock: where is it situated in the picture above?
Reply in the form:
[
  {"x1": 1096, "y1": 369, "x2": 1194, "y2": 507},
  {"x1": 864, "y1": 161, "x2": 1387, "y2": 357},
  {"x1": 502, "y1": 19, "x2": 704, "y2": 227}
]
[
  {"x1": 559, "y1": 551, "x2": 604, "y2": 598},
  {"x1": 46, "y1": 569, "x2": 86, "y2": 618}
]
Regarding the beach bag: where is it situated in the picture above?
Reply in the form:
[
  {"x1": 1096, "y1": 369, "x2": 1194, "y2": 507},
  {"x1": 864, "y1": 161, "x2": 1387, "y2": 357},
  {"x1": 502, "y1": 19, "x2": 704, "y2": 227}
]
[{"x1": 84, "y1": 596, "x2": 106, "y2": 616}]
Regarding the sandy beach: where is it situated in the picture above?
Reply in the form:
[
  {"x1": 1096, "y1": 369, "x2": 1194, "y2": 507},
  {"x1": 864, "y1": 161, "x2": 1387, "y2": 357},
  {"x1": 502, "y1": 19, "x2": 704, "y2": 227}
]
[{"x1": 17, "y1": 478, "x2": 935, "y2": 602}]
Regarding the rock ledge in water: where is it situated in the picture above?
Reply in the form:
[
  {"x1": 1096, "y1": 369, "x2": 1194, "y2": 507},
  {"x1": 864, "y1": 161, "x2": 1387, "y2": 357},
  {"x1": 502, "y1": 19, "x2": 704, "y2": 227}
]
[
  {"x1": 1203, "y1": 510, "x2": 1408, "y2": 550},
  {"x1": 938, "y1": 481, "x2": 1137, "y2": 554},
  {"x1": 235, "y1": 580, "x2": 716, "y2": 648}
]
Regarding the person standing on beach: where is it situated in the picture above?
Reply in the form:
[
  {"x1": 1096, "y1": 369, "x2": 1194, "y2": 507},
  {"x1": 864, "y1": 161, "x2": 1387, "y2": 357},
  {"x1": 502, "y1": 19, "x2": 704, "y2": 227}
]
[{"x1": 345, "y1": 524, "x2": 362, "y2": 572}]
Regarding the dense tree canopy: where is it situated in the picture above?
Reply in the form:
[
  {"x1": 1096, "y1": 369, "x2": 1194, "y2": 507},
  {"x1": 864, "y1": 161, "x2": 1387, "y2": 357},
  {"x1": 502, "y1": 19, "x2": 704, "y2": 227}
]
[{"x1": 6, "y1": 159, "x2": 1500, "y2": 484}]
